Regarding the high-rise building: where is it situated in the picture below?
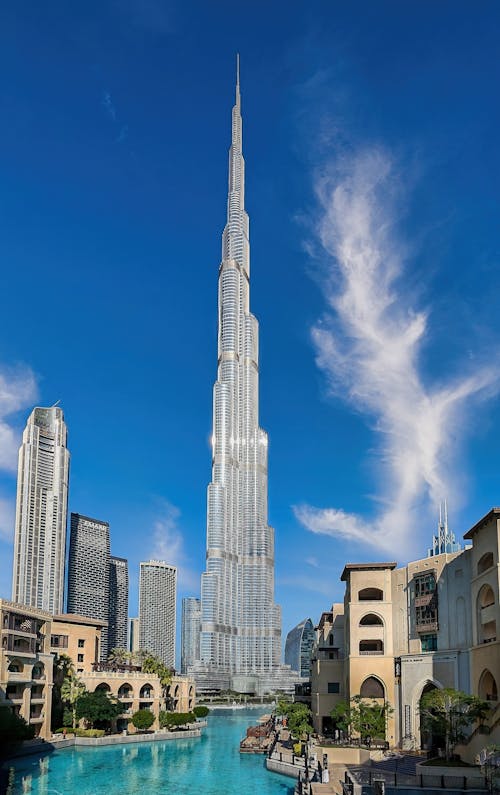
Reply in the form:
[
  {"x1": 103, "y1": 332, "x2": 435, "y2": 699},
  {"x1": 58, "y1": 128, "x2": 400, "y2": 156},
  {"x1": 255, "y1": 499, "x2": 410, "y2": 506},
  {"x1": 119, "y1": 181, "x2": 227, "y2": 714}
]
[
  {"x1": 285, "y1": 618, "x2": 315, "y2": 679},
  {"x1": 195, "y1": 61, "x2": 294, "y2": 695},
  {"x1": 128, "y1": 617, "x2": 140, "y2": 654},
  {"x1": 181, "y1": 597, "x2": 201, "y2": 674},
  {"x1": 109, "y1": 556, "x2": 129, "y2": 652},
  {"x1": 139, "y1": 561, "x2": 176, "y2": 668},
  {"x1": 12, "y1": 406, "x2": 70, "y2": 614},
  {"x1": 67, "y1": 513, "x2": 110, "y2": 660}
]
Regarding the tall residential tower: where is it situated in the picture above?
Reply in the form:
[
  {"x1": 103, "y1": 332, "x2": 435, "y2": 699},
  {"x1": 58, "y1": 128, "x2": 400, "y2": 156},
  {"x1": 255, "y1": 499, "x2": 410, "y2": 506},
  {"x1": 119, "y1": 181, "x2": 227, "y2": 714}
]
[
  {"x1": 139, "y1": 560, "x2": 176, "y2": 668},
  {"x1": 67, "y1": 513, "x2": 110, "y2": 660},
  {"x1": 181, "y1": 597, "x2": 201, "y2": 674},
  {"x1": 109, "y1": 556, "x2": 129, "y2": 652},
  {"x1": 194, "y1": 62, "x2": 293, "y2": 694},
  {"x1": 12, "y1": 406, "x2": 70, "y2": 614}
]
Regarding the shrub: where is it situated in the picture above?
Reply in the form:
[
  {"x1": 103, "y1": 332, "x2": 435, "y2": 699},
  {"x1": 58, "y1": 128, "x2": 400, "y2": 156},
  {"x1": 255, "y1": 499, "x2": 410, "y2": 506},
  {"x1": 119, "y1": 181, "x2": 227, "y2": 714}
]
[
  {"x1": 131, "y1": 709, "x2": 155, "y2": 731},
  {"x1": 0, "y1": 706, "x2": 35, "y2": 747},
  {"x1": 55, "y1": 727, "x2": 105, "y2": 737},
  {"x1": 193, "y1": 706, "x2": 210, "y2": 718},
  {"x1": 159, "y1": 711, "x2": 195, "y2": 729}
]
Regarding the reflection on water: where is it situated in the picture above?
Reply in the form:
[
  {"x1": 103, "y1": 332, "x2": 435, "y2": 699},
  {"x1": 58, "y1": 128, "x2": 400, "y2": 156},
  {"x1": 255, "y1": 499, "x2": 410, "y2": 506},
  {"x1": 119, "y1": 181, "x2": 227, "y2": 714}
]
[{"x1": 9, "y1": 710, "x2": 293, "y2": 795}]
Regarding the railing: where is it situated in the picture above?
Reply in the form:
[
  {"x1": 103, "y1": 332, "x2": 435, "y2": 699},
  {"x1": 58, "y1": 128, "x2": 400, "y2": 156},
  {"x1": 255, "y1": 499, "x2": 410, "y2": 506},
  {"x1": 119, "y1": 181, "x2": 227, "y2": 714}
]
[{"x1": 359, "y1": 650, "x2": 384, "y2": 655}]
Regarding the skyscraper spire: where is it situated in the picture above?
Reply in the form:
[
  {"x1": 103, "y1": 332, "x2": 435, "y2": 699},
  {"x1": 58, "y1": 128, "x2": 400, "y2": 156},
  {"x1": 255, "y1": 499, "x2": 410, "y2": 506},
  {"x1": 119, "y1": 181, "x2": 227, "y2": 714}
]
[
  {"x1": 428, "y1": 500, "x2": 461, "y2": 557},
  {"x1": 236, "y1": 52, "x2": 240, "y2": 103},
  {"x1": 192, "y1": 62, "x2": 295, "y2": 695}
]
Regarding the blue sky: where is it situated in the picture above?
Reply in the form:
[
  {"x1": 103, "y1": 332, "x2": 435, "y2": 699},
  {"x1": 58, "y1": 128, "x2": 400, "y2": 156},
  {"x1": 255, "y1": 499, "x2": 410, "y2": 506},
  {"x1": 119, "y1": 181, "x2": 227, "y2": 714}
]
[{"x1": 1, "y1": 1, "x2": 500, "y2": 664}]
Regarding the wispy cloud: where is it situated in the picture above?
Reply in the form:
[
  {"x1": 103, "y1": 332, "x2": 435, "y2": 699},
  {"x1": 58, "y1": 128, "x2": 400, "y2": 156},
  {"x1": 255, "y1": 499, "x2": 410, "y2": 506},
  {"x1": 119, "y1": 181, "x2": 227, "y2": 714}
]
[
  {"x1": 101, "y1": 91, "x2": 117, "y2": 122},
  {"x1": 0, "y1": 364, "x2": 38, "y2": 539},
  {"x1": 0, "y1": 366, "x2": 37, "y2": 474},
  {"x1": 294, "y1": 149, "x2": 500, "y2": 558},
  {"x1": 149, "y1": 500, "x2": 198, "y2": 591},
  {"x1": 305, "y1": 556, "x2": 320, "y2": 568}
]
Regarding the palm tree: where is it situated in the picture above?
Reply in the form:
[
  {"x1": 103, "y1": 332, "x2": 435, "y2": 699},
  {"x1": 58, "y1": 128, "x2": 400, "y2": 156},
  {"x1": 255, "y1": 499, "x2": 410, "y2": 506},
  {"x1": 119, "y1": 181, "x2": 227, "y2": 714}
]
[
  {"x1": 61, "y1": 676, "x2": 86, "y2": 730},
  {"x1": 107, "y1": 648, "x2": 131, "y2": 667},
  {"x1": 53, "y1": 653, "x2": 74, "y2": 685}
]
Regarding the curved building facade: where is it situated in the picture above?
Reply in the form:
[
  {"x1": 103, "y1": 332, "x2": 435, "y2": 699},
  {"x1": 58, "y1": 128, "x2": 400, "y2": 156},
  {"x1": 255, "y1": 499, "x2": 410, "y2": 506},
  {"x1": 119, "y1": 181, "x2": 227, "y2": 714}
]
[{"x1": 285, "y1": 618, "x2": 315, "y2": 678}]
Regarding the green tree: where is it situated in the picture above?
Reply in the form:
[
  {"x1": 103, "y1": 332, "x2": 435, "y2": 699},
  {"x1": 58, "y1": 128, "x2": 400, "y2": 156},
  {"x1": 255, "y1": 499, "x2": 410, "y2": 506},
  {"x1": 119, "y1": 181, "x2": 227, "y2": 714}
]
[
  {"x1": 131, "y1": 709, "x2": 155, "y2": 731},
  {"x1": 287, "y1": 703, "x2": 313, "y2": 740},
  {"x1": 193, "y1": 705, "x2": 210, "y2": 718},
  {"x1": 330, "y1": 699, "x2": 353, "y2": 738},
  {"x1": 276, "y1": 700, "x2": 313, "y2": 740},
  {"x1": 276, "y1": 698, "x2": 292, "y2": 717},
  {"x1": 76, "y1": 689, "x2": 123, "y2": 729},
  {"x1": 0, "y1": 706, "x2": 35, "y2": 755},
  {"x1": 142, "y1": 653, "x2": 173, "y2": 687},
  {"x1": 330, "y1": 696, "x2": 392, "y2": 744},
  {"x1": 61, "y1": 675, "x2": 86, "y2": 729},
  {"x1": 420, "y1": 688, "x2": 489, "y2": 761},
  {"x1": 51, "y1": 653, "x2": 75, "y2": 730},
  {"x1": 351, "y1": 695, "x2": 391, "y2": 743},
  {"x1": 108, "y1": 647, "x2": 131, "y2": 666},
  {"x1": 159, "y1": 711, "x2": 194, "y2": 729}
]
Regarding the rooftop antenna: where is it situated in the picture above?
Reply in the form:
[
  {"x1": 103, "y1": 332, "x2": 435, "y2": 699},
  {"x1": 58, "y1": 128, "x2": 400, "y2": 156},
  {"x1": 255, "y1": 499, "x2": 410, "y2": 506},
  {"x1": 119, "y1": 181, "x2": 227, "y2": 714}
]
[{"x1": 51, "y1": 399, "x2": 61, "y2": 407}]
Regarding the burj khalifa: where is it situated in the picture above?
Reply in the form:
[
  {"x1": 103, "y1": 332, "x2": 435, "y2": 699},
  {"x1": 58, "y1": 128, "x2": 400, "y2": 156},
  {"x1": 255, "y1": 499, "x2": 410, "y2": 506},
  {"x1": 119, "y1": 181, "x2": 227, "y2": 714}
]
[{"x1": 191, "y1": 60, "x2": 295, "y2": 695}]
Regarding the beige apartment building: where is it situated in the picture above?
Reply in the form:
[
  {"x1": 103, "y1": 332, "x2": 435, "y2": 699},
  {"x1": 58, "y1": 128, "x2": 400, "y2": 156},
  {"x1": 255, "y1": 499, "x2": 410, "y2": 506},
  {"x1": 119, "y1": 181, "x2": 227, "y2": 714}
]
[
  {"x1": 49, "y1": 613, "x2": 195, "y2": 731},
  {"x1": 0, "y1": 599, "x2": 54, "y2": 739},
  {"x1": 51, "y1": 613, "x2": 105, "y2": 674},
  {"x1": 311, "y1": 508, "x2": 499, "y2": 758}
]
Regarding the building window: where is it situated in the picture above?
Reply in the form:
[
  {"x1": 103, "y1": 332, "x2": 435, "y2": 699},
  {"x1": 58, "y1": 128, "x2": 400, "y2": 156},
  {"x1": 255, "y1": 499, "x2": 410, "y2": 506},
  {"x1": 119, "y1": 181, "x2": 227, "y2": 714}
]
[
  {"x1": 77, "y1": 654, "x2": 84, "y2": 662},
  {"x1": 359, "y1": 588, "x2": 383, "y2": 601},
  {"x1": 415, "y1": 604, "x2": 438, "y2": 629},
  {"x1": 327, "y1": 682, "x2": 340, "y2": 694},
  {"x1": 420, "y1": 634, "x2": 437, "y2": 652},
  {"x1": 414, "y1": 572, "x2": 436, "y2": 597},
  {"x1": 78, "y1": 639, "x2": 85, "y2": 648}
]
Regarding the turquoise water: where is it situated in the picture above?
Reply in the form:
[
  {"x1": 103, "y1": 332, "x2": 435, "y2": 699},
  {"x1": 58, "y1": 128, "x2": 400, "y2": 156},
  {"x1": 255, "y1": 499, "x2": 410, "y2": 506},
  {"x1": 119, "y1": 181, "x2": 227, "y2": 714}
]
[{"x1": 7, "y1": 709, "x2": 294, "y2": 794}]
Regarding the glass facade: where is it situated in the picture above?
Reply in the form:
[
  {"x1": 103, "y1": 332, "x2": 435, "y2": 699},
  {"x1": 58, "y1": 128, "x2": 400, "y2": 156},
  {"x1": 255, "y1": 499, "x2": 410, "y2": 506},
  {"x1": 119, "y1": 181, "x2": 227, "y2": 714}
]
[
  {"x1": 198, "y1": 64, "x2": 282, "y2": 681},
  {"x1": 284, "y1": 618, "x2": 315, "y2": 678},
  {"x1": 12, "y1": 407, "x2": 70, "y2": 614}
]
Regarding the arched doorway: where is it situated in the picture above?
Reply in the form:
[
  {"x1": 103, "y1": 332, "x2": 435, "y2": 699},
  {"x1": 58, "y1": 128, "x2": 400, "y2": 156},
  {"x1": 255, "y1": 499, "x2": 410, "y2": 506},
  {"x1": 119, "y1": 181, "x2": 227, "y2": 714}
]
[
  {"x1": 419, "y1": 682, "x2": 445, "y2": 754},
  {"x1": 478, "y1": 669, "x2": 498, "y2": 703}
]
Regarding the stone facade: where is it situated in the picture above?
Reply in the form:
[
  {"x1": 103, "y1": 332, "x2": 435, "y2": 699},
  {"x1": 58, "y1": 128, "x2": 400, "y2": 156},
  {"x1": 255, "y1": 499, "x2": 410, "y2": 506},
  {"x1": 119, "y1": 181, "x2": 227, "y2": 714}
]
[
  {"x1": 78, "y1": 668, "x2": 196, "y2": 731},
  {"x1": 51, "y1": 614, "x2": 105, "y2": 674},
  {"x1": 311, "y1": 508, "x2": 500, "y2": 759},
  {"x1": 0, "y1": 599, "x2": 54, "y2": 739}
]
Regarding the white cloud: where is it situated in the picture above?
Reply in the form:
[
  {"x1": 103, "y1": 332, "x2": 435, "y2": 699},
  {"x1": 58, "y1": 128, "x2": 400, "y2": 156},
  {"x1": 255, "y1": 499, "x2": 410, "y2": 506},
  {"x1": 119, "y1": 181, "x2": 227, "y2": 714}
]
[
  {"x1": 101, "y1": 91, "x2": 117, "y2": 122},
  {"x1": 294, "y1": 149, "x2": 500, "y2": 558},
  {"x1": 149, "y1": 500, "x2": 198, "y2": 591},
  {"x1": 0, "y1": 365, "x2": 37, "y2": 473},
  {"x1": 0, "y1": 364, "x2": 37, "y2": 541}
]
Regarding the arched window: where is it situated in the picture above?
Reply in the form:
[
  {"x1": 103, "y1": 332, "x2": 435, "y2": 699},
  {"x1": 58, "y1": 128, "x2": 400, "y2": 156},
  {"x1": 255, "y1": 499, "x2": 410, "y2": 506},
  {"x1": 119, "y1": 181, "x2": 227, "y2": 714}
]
[
  {"x1": 359, "y1": 614, "x2": 383, "y2": 627},
  {"x1": 479, "y1": 584, "x2": 495, "y2": 609},
  {"x1": 32, "y1": 664, "x2": 44, "y2": 680},
  {"x1": 360, "y1": 676, "x2": 385, "y2": 699},
  {"x1": 118, "y1": 683, "x2": 133, "y2": 698},
  {"x1": 94, "y1": 682, "x2": 111, "y2": 693},
  {"x1": 478, "y1": 553, "x2": 494, "y2": 575},
  {"x1": 359, "y1": 588, "x2": 383, "y2": 601},
  {"x1": 478, "y1": 669, "x2": 498, "y2": 702},
  {"x1": 140, "y1": 683, "x2": 154, "y2": 699},
  {"x1": 477, "y1": 584, "x2": 497, "y2": 644},
  {"x1": 359, "y1": 639, "x2": 384, "y2": 654},
  {"x1": 8, "y1": 660, "x2": 22, "y2": 673}
]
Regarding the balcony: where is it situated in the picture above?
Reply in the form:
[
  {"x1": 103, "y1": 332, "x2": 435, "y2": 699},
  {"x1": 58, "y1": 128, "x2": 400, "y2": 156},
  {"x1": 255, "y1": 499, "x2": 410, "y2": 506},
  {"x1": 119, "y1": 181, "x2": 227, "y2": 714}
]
[
  {"x1": 3, "y1": 635, "x2": 37, "y2": 655},
  {"x1": 359, "y1": 650, "x2": 384, "y2": 655},
  {"x1": 416, "y1": 620, "x2": 439, "y2": 634}
]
